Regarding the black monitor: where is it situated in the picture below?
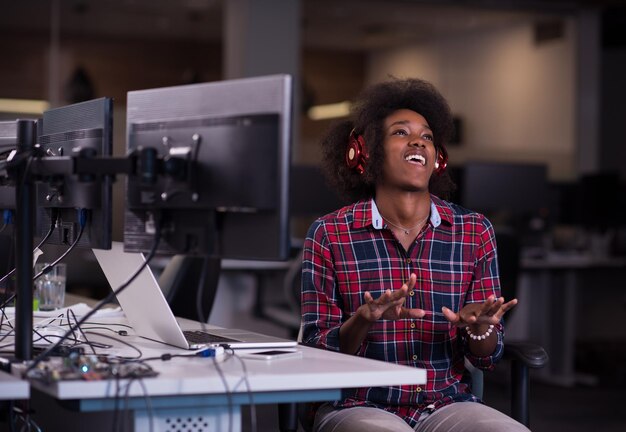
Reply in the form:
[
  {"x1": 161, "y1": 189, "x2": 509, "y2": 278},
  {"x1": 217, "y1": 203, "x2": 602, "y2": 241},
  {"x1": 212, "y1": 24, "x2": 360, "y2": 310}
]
[
  {"x1": 0, "y1": 120, "x2": 19, "y2": 212},
  {"x1": 578, "y1": 171, "x2": 623, "y2": 231},
  {"x1": 289, "y1": 164, "x2": 347, "y2": 218},
  {"x1": 35, "y1": 97, "x2": 113, "y2": 250},
  {"x1": 124, "y1": 74, "x2": 292, "y2": 260},
  {"x1": 0, "y1": 121, "x2": 19, "y2": 290},
  {"x1": 461, "y1": 161, "x2": 550, "y2": 218}
]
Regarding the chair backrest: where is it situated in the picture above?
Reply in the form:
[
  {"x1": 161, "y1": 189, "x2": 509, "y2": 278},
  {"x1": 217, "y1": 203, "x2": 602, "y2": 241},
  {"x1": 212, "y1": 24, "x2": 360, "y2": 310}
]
[
  {"x1": 158, "y1": 254, "x2": 221, "y2": 322},
  {"x1": 283, "y1": 248, "x2": 304, "y2": 319}
]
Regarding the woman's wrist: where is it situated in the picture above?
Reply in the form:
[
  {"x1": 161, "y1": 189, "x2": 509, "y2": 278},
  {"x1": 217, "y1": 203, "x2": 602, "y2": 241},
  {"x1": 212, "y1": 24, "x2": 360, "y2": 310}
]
[
  {"x1": 465, "y1": 324, "x2": 495, "y2": 341},
  {"x1": 356, "y1": 305, "x2": 379, "y2": 324}
]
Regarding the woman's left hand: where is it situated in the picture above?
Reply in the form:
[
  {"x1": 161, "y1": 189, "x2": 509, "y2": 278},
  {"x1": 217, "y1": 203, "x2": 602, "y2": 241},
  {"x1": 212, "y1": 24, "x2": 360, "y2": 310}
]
[{"x1": 441, "y1": 295, "x2": 518, "y2": 328}]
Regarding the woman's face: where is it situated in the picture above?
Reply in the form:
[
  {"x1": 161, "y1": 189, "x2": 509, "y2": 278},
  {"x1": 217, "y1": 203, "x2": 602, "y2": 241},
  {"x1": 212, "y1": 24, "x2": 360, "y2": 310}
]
[{"x1": 379, "y1": 109, "x2": 437, "y2": 192}]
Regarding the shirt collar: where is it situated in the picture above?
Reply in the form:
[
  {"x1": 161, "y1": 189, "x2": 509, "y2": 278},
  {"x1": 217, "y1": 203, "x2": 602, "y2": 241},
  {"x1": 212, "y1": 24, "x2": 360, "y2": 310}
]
[{"x1": 369, "y1": 197, "x2": 443, "y2": 230}]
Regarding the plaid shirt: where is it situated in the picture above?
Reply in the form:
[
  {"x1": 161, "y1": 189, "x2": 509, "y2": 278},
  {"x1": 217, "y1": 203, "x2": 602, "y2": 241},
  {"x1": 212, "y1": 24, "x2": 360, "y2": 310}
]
[{"x1": 301, "y1": 195, "x2": 504, "y2": 427}]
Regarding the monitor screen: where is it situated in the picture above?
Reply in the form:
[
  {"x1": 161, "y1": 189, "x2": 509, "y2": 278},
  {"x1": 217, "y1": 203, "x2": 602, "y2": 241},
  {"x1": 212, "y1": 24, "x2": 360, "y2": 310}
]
[
  {"x1": 578, "y1": 172, "x2": 623, "y2": 230},
  {"x1": 124, "y1": 74, "x2": 292, "y2": 260},
  {"x1": 461, "y1": 161, "x2": 550, "y2": 218},
  {"x1": 35, "y1": 97, "x2": 113, "y2": 250}
]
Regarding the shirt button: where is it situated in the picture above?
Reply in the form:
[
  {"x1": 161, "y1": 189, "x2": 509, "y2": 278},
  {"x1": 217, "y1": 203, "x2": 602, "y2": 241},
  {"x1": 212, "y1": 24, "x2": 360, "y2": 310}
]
[
  {"x1": 406, "y1": 258, "x2": 412, "y2": 264},
  {"x1": 410, "y1": 323, "x2": 416, "y2": 329},
  {"x1": 412, "y1": 354, "x2": 418, "y2": 361},
  {"x1": 415, "y1": 386, "x2": 422, "y2": 392},
  {"x1": 409, "y1": 290, "x2": 415, "y2": 296}
]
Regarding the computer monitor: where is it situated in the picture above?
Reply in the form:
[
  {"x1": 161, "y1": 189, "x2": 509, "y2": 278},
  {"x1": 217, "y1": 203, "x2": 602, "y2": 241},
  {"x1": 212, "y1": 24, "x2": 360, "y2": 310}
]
[
  {"x1": 0, "y1": 121, "x2": 18, "y2": 212},
  {"x1": 461, "y1": 161, "x2": 550, "y2": 218},
  {"x1": 124, "y1": 74, "x2": 292, "y2": 260},
  {"x1": 0, "y1": 121, "x2": 18, "y2": 290},
  {"x1": 35, "y1": 97, "x2": 113, "y2": 250},
  {"x1": 578, "y1": 171, "x2": 623, "y2": 231}
]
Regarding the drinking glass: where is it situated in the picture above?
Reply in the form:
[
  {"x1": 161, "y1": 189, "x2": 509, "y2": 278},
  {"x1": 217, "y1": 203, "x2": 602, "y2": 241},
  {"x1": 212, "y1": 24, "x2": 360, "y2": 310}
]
[{"x1": 34, "y1": 263, "x2": 66, "y2": 311}]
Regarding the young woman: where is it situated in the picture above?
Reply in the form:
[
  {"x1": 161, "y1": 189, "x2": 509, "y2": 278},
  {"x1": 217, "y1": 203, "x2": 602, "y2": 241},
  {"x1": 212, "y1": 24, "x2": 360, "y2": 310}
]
[{"x1": 301, "y1": 78, "x2": 527, "y2": 432}]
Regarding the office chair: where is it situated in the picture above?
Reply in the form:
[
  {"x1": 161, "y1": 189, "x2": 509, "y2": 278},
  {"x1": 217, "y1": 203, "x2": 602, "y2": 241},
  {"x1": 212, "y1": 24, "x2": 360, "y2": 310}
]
[
  {"x1": 277, "y1": 236, "x2": 548, "y2": 431},
  {"x1": 158, "y1": 254, "x2": 221, "y2": 323}
]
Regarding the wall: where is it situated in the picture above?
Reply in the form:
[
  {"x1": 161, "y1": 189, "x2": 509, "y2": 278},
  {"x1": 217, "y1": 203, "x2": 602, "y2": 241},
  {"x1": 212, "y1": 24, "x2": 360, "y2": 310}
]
[
  {"x1": 298, "y1": 49, "x2": 367, "y2": 164},
  {"x1": 2, "y1": 20, "x2": 581, "y2": 183},
  {"x1": 367, "y1": 19, "x2": 577, "y2": 181}
]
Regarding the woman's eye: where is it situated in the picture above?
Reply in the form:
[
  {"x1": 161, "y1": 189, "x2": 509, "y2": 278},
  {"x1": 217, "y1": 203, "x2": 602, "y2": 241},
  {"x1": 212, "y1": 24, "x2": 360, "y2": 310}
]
[
  {"x1": 392, "y1": 129, "x2": 408, "y2": 136},
  {"x1": 422, "y1": 134, "x2": 433, "y2": 141}
]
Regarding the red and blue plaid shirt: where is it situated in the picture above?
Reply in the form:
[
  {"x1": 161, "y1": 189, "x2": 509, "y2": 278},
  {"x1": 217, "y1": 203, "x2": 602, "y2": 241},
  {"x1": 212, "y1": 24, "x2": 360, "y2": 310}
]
[{"x1": 301, "y1": 195, "x2": 504, "y2": 426}]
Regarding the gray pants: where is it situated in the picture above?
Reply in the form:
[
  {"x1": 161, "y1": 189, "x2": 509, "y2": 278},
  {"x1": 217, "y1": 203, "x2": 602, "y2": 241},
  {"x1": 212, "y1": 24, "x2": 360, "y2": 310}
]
[{"x1": 314, "y1": 401, "x2": 531, "y2": 432}]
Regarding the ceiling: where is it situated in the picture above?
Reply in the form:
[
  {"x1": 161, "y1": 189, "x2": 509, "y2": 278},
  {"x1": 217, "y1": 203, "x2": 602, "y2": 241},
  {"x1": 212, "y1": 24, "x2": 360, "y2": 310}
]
[{"x1": 0, "y1": 0, "x2": 616, "y2": 52}]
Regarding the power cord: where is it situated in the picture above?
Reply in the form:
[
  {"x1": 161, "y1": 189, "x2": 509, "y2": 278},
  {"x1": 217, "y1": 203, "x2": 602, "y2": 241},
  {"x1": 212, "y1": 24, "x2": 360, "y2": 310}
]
[{"x1": 230, "y1": 349, "x2": 257, "y2": 432}]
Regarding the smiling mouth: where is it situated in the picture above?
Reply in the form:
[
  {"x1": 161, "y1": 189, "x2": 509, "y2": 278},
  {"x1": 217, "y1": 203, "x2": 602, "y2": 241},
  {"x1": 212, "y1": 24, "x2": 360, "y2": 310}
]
[{"x1": 405, "y1": 154, "x2": 426, "y2": 165}]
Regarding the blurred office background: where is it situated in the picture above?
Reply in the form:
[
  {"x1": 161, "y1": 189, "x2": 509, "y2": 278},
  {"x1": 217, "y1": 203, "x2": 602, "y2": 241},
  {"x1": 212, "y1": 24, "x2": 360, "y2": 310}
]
[{"x1": 1, "y1": 1, "x2": 625, "y2": 430}]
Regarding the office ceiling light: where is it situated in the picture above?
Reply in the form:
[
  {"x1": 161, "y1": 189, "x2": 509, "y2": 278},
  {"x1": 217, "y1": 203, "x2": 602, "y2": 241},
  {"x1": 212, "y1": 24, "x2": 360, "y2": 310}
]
[
  {"x1": 308, "y1": 101, "x2": 351, "y2": 120},
  {"x1": 0, "y1": 98, "x2": 50, "y2": 115}
]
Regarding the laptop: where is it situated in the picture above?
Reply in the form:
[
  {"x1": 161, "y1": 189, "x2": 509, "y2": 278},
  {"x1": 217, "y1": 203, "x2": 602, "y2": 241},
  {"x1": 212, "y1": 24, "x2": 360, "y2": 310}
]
[{"x1": 92, "y1": 242, "x2": 297, "y2": 350}]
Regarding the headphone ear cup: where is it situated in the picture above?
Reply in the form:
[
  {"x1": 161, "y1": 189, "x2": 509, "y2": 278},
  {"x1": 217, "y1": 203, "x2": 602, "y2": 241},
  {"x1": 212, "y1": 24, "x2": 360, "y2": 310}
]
[
  {"x1": 434, "y1": 146, "x2": 448, "y2": 175},
  {"x1": 346, "y1": 131, "x2": 368, "y2": 174}
]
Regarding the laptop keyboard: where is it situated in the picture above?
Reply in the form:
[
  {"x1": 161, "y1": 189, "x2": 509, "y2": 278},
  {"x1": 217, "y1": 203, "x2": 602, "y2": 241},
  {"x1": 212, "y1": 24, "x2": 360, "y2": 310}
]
[{"x1": 183, "y1": 330, "x2": 240, "y2": 344}]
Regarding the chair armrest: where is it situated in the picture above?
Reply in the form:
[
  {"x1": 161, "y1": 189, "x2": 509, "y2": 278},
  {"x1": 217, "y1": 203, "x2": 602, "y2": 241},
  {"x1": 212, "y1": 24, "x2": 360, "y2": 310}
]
[
  {"x1": 504, "y1": 341, "x2": 549, "y2": 369},
  {"x1": 504, "y1": 341, "x2": 548, "y2": 427}
]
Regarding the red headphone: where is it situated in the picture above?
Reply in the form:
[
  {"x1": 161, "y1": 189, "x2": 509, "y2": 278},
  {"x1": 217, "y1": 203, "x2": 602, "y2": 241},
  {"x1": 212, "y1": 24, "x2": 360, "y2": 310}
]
[
  {"x1": 434, "y1": 145, "x2": 448, "y2": 175},
  {"x1": 345, "y1": 129, "x2": 369, "y2": 175}
]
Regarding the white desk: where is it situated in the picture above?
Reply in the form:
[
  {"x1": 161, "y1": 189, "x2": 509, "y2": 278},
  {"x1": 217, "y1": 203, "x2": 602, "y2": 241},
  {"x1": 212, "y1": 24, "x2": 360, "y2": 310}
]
[
  {"x1": 516, "y1": 253, "x2": 626, "y2": 387},
  {"x1": 0, "y1": 370, "x2": 29, "y2": 400},
  {"x1": 13, "y1": 310, "x2": 426, "y2": 432}
]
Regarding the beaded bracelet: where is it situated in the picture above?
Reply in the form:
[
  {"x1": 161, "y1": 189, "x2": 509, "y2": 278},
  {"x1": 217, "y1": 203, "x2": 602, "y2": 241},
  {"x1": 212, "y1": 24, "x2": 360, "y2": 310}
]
[{"x1": 465, "y1": 324, "x2": 494, "y2": 341}]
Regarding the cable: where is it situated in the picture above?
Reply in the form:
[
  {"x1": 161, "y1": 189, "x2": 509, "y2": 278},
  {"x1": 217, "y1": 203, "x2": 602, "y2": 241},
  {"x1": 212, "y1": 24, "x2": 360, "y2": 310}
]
[
  {"x1": 108, "y1": 361, "x2": 157, "y2": 432},
  {"x1": 211, "y1": 354, "x2": 234, "y2": 432},
  {"x1": 0, "y1": 208, "x2": 79, "y2": 311},
  {"x1": 136, "y1": 345, "x2": 224, "y2": 363},
  {"x1": 122, "y1": 377, "x2": 137, "y2": 432},
  {"x1": 135, "y1": 377, "x2": 155, "y2": 432},
  {"x1": 0, "y1": 208, "x2": 59, "y2": 290},
  {"x1": 64, "y1": 308, "x2": 94, "y2": 354},
  {"x1": 10, "y1": 401, "x2": 42, "y2": 432},
  {"x1": 33, "y1": 208, "x2": 86, "y2": 281},
  {"x1": 81, "y1": 331, "x2": 143, "y2": 360},
  {"x1": 112, "y1": 367, "x2": 123, "y2": 432},
  {"x1": 25, "y1": 216, "x2": 162, "y2": 374},
  {"x1": 231, "y1": 351, "x2": 257, "y2": 432}
]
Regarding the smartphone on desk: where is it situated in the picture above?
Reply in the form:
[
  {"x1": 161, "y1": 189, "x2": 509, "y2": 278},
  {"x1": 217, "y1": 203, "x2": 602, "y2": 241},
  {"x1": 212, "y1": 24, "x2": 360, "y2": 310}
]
[{"x1": 239, "y1": 349, "x2": 302, "y2": 361}]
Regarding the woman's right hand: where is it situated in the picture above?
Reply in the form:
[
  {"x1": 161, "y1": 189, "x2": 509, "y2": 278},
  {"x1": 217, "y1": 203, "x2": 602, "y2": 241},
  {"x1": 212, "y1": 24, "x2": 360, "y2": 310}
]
[
  {"x1": 360, "y1": 273, "x2": 426, "y2": 322},
  {"x1": 340, "y1": 274, "x2": 426, "y2": 354}
]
